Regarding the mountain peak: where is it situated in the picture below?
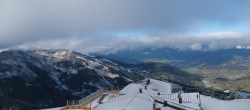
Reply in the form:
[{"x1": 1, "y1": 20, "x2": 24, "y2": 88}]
[{"x1": 30, "y1": 49, "x2": 72, "y2": 60}]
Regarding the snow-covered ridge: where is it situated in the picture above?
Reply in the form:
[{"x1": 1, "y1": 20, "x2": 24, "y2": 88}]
[
  {"x1": 236, "y1": 45, "x2": 250, "y2": 49},
  {"x1": 31, "y1": 49, "x2": 72, "y2": 60},
  {"x1": 0, "y1": 49, "x2": 135, "y2": 108},
  {"x1": 0, "y1": 49, "x2": 132, "y2": 87},
  {"x1": 0, "y1": 48, "x2": 8, "y2": 53},
  {"x1": 28, "y1": 49, "x2": 124, "y2": 79}
]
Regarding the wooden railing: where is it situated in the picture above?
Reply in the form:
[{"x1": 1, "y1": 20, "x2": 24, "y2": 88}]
[
  {"x1": 154, "y1": 99, "x2": 200, "y2": 110},
  {"x1": 61, "y1": 105, "x2": 91, "y2": 110},
  {"x1": 109, "y1": 90, "x2": 120, "y2": 94},
  {"x1": 153, "y1": 93, "x2": 201, "y2": 104},
  {"x1": 61, "y1": 89, "x2": 121, "y2": 110},
  {"x1": 152, "y1": 93, "x2": 202, "y2": 110},
  {"x1": 79, "y1": 89, "x2": 106, "y2": 106}
]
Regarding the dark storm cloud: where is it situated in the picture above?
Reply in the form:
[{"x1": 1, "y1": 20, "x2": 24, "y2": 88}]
[{"x1": 0, "y1": 0, "x2": 250, "y2": 52}]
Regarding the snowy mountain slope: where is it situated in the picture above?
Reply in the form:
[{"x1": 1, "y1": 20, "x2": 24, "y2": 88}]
[
  {"x1": 127, "y1": 62, "x2": 203, "y2": 86},
  {"x1": 0, "y1": 49, "x2": 134, "y2": 108},
  {"x1": 0, "y1": 49, "x2": 203, "y2": 109}
]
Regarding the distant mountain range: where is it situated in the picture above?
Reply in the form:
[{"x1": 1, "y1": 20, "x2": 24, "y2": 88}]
[
  {"x1": 92, "y1": 47, "x2": 250, "y2": 67},
  {"x1": 93, "y1": 48, "x2": 250, "y2": 92},
  {"x1": 0, "y1": 49, "x2": 199, "y2": 109}
]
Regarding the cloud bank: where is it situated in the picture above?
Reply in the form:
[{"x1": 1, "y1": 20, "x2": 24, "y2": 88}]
[{"x1": 1, "y1": 0, "x2": 250, "y2": 53}]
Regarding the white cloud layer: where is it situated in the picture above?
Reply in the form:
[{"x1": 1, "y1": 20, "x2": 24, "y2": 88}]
[
  {"x1": 11, "y1": 31, "x2": 250, "y2": 53},
  {"x1": 1, "y1": 0, "x2": 250, "y2": 53}
]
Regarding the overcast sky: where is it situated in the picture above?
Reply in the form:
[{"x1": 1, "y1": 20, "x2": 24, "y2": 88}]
[{"x1": 1, "y1": 0, "x2": 250, "y2": 53}]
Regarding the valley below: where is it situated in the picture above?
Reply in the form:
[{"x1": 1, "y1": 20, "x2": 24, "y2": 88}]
[
  {"x1": 96, "y1": 48, "x2": 250, "y2": 93},
  {"x1": 1, "y1": 48, "x2": 250, "y2": 109},
  {"x1": 186, "y1": 66, "x2": 250, "y2": 92}
]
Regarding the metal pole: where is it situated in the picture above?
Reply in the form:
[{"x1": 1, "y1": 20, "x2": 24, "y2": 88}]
[{"x1": 90, "y1": 101, "x2": 92, "y2": 110}]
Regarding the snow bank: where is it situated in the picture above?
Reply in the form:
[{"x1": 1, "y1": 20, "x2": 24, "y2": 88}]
[{"x1": 200, "y1": 95, "x2": 250, "y2": 110}]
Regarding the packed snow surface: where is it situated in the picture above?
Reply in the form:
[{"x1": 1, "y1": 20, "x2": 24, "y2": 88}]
[
  {"x1": 44, "y1": 79, "x2": 250, "y2": 110},
  {"x1": 91, "y1": 79, "x2": 172, "y2": 110}
]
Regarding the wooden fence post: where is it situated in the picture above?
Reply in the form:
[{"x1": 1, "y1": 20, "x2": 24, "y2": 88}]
[
  {"x1": 79, "y1": 100, "x2": 80, "y2": 109},
  {"x1": 90, "y1": 101, "x2": 92, "y2": 110},
  {"x1": 66, "y1": 100, "x2": 68, "y2": 109}
]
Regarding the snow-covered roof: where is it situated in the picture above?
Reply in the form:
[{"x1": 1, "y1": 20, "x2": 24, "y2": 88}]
[
  {"x1": 90, "y1": 79, "x2": 174, "y2": 110},
  {"x1": 45, "y1": 79, "x2": 250, "y2": 110},
  {"x1": 89, "y1": 79, "x2": 250, "y2": 110}
]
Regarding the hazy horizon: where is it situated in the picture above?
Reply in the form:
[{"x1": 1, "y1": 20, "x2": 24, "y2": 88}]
[{"x1": 1, "y1": 0, "x2": 250, "y2": 53}]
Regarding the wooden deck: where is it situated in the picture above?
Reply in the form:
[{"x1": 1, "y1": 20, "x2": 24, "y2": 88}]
[{"x1": 61, "y1": 105, "x2": 91, "y2": 110}]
